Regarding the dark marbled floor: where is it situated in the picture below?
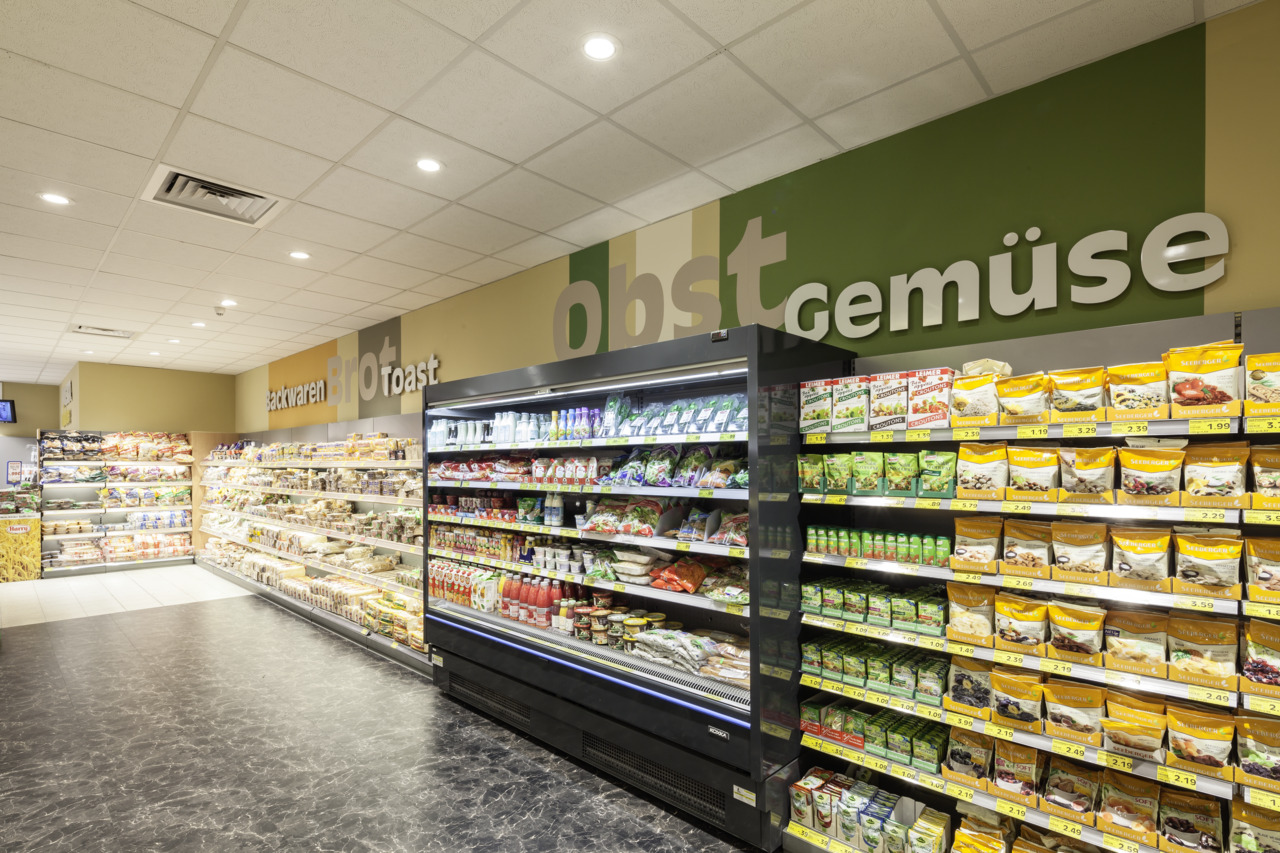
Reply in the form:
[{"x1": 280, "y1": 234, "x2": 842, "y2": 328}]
[{"x1": 0, "y1": 594, "x2": 754, "y2": 852}]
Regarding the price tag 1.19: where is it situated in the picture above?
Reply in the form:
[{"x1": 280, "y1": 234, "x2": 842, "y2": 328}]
[{"x1": 1017, "y1": 425, "x2": 1049, "y2": 439}]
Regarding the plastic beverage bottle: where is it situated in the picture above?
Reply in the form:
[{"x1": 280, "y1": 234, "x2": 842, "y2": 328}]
[
  {"x1": 520, "y1": 578, "x2": 535, "y2": 623},
  {"x1": 535, "y1": 580, "x2": 551, "y2": 629},
  {"x1": 550, "y1": 410, "x2": 560, "y2": 441},
  {"x1": 565, "y1": 408, "x2": 575, "y2": 440},
  {"x1": 504, "y1": 575, "x2": 518, "y2": 618},
  {"x1": 548, "y1": 580, "x2": 563, "y2": 630}
]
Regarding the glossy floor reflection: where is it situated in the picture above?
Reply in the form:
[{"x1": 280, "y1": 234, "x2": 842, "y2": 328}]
[{"x1": 0, "y1": 592, "x2": 753, "y2": 852}]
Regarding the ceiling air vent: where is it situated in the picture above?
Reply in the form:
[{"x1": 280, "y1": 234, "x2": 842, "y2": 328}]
[
  {"x1": 142, "y1": 166, "x2": 280, "y2": 226},
  {"x1": 70, "y1": 325, "x2": 134, "y2": 339}
]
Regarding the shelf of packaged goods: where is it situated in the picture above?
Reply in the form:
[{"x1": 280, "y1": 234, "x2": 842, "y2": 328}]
[
  {"x1": 0, "y1": 513, "x2": 40, "y2": 521},
  {"x1": 426, "y1": 546, "x2": 749, "y2": 616},
  {"x1": 802, "y1": 418, "x2": 1242, "y2": 445},
  {"x1": 41, "y1": 505, "x2": 194, "y2": 517},
  {"x1": 198, "y1": 481, "x2": 424, "y2": 508},
  {"x1": 200, "y1": 526, "x2": 423, "y2": 599},
  {"x1": 427, "y1": 513, "x2": 583, "y2": 539},
  {"x1": 40, "y1": 508, "x2": 105, "y2": 517},
  {"x1": 580, "y1": 530, "x2": 746, "y2": 559},
  {"x1": 426, "y1": 431, "x2": 751, "y2": 456},
  {"x1": 1242, "y1": 693, "x2": 1280, "y2": 719},
  {"x1": 202, "y1": 459, "x2": 420, "y2": 470},
  {"x1": 427, "y1": 478, "x2": 749, "y2": 501},
  {"x1": 429, "y1": 599, "x2": 750, "y2": 713},
  {"x1": 40, "y1": 460, "x2": 192, "y2": 467},
  {"x1": 41, "y1": 555, "x2": 194, "y2": 576},
  {"x1": 199, "y1": 508, "x2": 423, "y2": 557},
  {"x1": 797, "y1": 612, "x2": 1237, "y2": 708},
  {"x1": 796, "y1": 672, "x2": 1234, "y2": 799},
  {"x1": 800, "y1": 552, "x2": 1241, "y2": 616},
  {"x1": 41, "y1": 527, "x2": 193, "y2": 541},
  {"x1": 41, "y1": 480, "x2": 193, "y2": 489},
  {"x1": 795, "y1": 731, "x2": 1163, "y2": 853},
  {"x1": 800, "y1": 493, "x2": 1241, "y2": 525}
]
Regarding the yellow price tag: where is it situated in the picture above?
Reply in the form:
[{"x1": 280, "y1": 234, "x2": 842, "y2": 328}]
[
  {"x1": 845, "y1": 750, "x2": 864, "y2": 767},
  {"x1": 1112, "y1": 420, "x2": 1148, "y2": 435},
  {"x1": 867, "y1": 692, "x2": 891, "y2": 707},
  {"x1": 952, "y1": 428, "x2": 981, "y2": 440},
  {"x1": 946, "y1": 712, "x2": 975, "y2": 729},
  {"x1": 994, "y1": 650, "x2": 1024, "y2": 667},
  {"x1": 1063, "y1": 423, "x2": 1098, "y2": 437},
  {"x1": 786, "y1": 823, "x2": 831, "y2": 848},
  {"x1": 953, "y1": 572, "x2": 984, "y2": 584},
  {"x1": 1183, "y1": 508, "x2": 1226, "y2": 523},
  {"x1": 945, "y1": 782, "x2": 976, "y2": 802},
  {"x1": 728, "y1": 547, "x2": 746, "y2": 558},
  {"x1": 916, "y1": 704, "x2": 943, "y2": 721},
  {"x1": 890, "y1": 698, "x2": 914, "y2": 713},
  {"x1": 675, "y1": 542, "x2": 691, "y2": 551},
  {"x1": 996, "y1": 799, "x2": 1027, "y2": 820},
  {"x1": 612, "y1": 583, "x2": 625, "y2": 593},
  {"x1": 916, "y1": 498, "x2": 942, "y2": 510},
  {"x1": 1104, "y1": 834, "x2": 1140, "y2": 853},
  {"x1": 726, "y1": 603, "x2": 745, "y2": 615},
  {"x1": 905, "y1": 429, "x2": 932, "y2": 442},
  {"x1": 870, "y1": 431, "x2": 893, "y2": 443},
  {"x1": 841, "y1": 685, "x2": 865, "y2": 701},
  {"x1": 1097, "y1": 750, "x2": 1133, "y2": 772},
  {"x1": 1157, "y1": 766, "x2": 1199, "y2": 790},
  {"x1": 1247, "y1": 695, "x2": 1280, "y2": 716},
  {"x1": 918, "y1": 636, "x2": 946, "y2": 651},
  {"x1": 1248, "y1": 418, "x2": 1280, "y2": 434},
  {"x1": 1000, "y1": 501, "x2": 1033, "y2": 514},
  {"x1": 845, "y1": 557, "x2": 867, "y2": 569},
  {"x1": 1249, "y1": 789, "x2": 1280, "y2": 811},
  {"x1": 824, "y1": 494, "x2": 847, "y2": 505},
  {"x1": 804, "y1": 433, "x2": 828, "y2": 444},
  {"x1": 882, "y1": 497, "x2": 906, "y2": 508},
  {"x1": 1040, "y1": 658, "x2": 1074, "y2": 676},
  {"x1": 718, "y1": 433, "x2": 737, "y2": 442},
  {"x1": 1173, "y1": 595, "x2": 1217, "y2": 612},
  {"x1": 801, "y1": 733, "x2": 822, "y2": 751},
  {"x1": 949, "y1": 643, "x2": 975, "y2": 657},
  {"x1": 987, "y1": 724, "x2": 1015, "y2": 741},
  {"x1": 831, "y1": 840, "x2": 855, "y2": 853},
  {"x1": 920, "y1": 774, "x2": 945, "y2": 792},
  {"x1": 1190, "y1": 417, "x2": 1232, "y2": 435},
  {"x1": 891, "y1": 764, "x2": 917, "y2": 783},
  {"x1": 1063, "y1": 583, "x2": 1096, "y2": 598},
  {"x1": 390, "y1": 641, "x2": 400, "y2": 649},
  {"x1": 863, "y1": 755, "x2": 889, "y2": 773},
  {"x1": 1049, "y1": 817, "x2": 1084, "y2": 838},
  {"x1": 1247, "y1": 510, "x2": 1280, "y2": 525},
  {"x1": 697, "y1": 488, "x2": 714, "y2": 498},
  {"x1": 1188, "y1": 685, "x2": 1231, "y2": 706},
  {"x1": 1017, "y1": 425, "x2": 1049, "y2": 438},
  {"x1": 800, "y1": 673, "x2": 822, "y2": 688},
  {"x1": 1056, "y1": 504, "x2": 1089, "y2": 517},
  {"x1": 1052, "y1": 739, "x2": 1087, "y2": 759},
  {"x1": 951, "y1": 499, "x2": 979, "y2": 511},
  {"x1": 1002, "y1": 576, "x2": 1034, "y2": 590}
]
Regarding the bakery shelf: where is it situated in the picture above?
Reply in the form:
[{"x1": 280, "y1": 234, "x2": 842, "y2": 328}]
[
  {"x1": 199, "y1": 481, "x2": 422, "y2": 507},
  {"x1": 802, "y1": 418, "x2": 1241, "y2": 445},
  {"x1": 801, "y1": 493, "x2": 1241, "y2": 524},
  {"x1": 42, "y1": 480, "x2": 193, "y2": 489},
  {"x1": 800, "y1": 551, "x2": 1240, "y2": 615},
  {"x1": 200, "y1": 507, "x2": 422, "y2": 557},
  {"x1": 425, "y1": 431, "x2": 750, "y2": 456},
  {"x1": 427, "y1": 478, "x2": 749, "y2": 501},
  {"x1": 202, "y1": 459, "x2": 420, "y2": 469},
  {"x1": 41, "y1": 460, "x2": 191, "y2": 467},
  {"x1": 41, "y1": 555, "x2": 194, "y2": 576},
  {"x1": 41, "y1": 526, "x2": 192, "y2": 541}
]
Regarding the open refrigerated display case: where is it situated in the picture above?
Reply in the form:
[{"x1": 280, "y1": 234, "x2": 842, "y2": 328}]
[{"x1": 423, "y1": 326, "x2": 848, "y2": 849}]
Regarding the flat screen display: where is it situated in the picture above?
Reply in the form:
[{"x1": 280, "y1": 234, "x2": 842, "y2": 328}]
[{"x1": 0, "y1": 400, "x2": 14, "y2": 423}]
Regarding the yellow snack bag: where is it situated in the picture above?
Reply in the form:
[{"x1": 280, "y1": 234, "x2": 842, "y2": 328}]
[
  {"x1": 1001, "y1": 518, "x2": 1054, "y2": 576},
  {"x1": 1252, "y1": 447, "x2": 1280, "y2": 508},
  {"x1": 1231, "y1": 798, "x2": 1280, "y2": 849},
  {"x1": 995, "y1": 593, "x2": 1047, "y2": 653},
  {"x1": 1246, "y1": 537, "x2": 1280, "y2": 600},
  {"x1": 1057, "y1": 446, "x2": 1116, "y2": 503},
  {"x1": 1043, "y1": 679, "x2": 1106, "y2": 745},
  {"x1": 1007, "y1": 446, "x2": 1059, "y2": 499},
  {"x1": 1098, "y1": 768, "x2": 1159, "y2": 841},
  {"x1": 1050, "y1": 521, "x2": 1109, "y2": 584},
  {"x1": 1183, "y1": 442, "x2": 1250, "y2": 506},
  {"x1": 954, "y1": 514, "x2": 1004, "y2": 568},
  {"x1": 1237, "y1": 715, "x2": 1280, "y2": 793},
  {"x1": 1167, "y1": 614, "x2": 1238, "y2": 688},
  {"x1": 952, "y1": 374, "x2": 1001, "y2": 426},
  {"x1": 948, "y1": 582, "x2": 996, "y2": 645},
  {"x1": 996, "y1": 373, "x2": 1051, "y2": 424},
  {"x1": 1103, "y1": 609, "x2": 1168, "y2": 676},
  {"x1": 1101, "y1": 718, "x2": 1166, "y2": 763},
  {"x1": 1166, "y1": 705, "x2": 1234, "y2": 780},
  {"x1": 958, "y1": 443, "x2": 1008, "y2": 498},
  {"x1": 1109, "y1": 527, "x2": 1171, "y2": 592},
  {"x1": 1107, "y1": 361, "x2": 1168, "y2": 418},
  {"x1": 990, "y1": 670, "x2": 1045, "y2": 733},
  {"x1": 1244, "y1": 619, "x2": 1280, "y2": 699},
  {"x1": 1165, "y1": 340, "x2": 1243, "y2": 414},
  {"x1": 1047, "y1": 601, "x2": 1106, "y2": 665},
  {"x1": 946, "y1": 655, "x2": 994, "y2": 719},
  {"x1": 1049, "y1": 366, "x2": 1107, "y2": 419},
  {"x1": 1172, "y1": 534, "x2": 1242, "y2": 598},
  {"x1": 1247, "y1": 353, "x2": 1280, "y2": 415},
  {"x1": 1117, "y1": 447, "x2": 1184, "y2": 505},
  {"x1": 1106, "y1": 689, "x2": 1166, "y2": 721}
]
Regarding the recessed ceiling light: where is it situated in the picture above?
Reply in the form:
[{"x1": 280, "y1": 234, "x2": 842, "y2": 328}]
[
  {"x1": 150, "y1": 351, "x2": 160, "y2": 356},
  {"x1": 168, "y1": 339, "x2": 180, "y2": 344},
  {"x1": 192, "y1": 322, "x2": 206, "y2": 328},
  {"x1": 83, "y1": 350, "x2": 93, "y2": 355},
  {"x1": 289, "y1": 251, "x2": 310, "y2": 260},
  {"x1": 220, "y1": 299, "x2": 237, "y2": 307},
  {"x1": 39, "y1": 193, "x2": 71, "y2": 205},
  {"x1": 416, "y1": 158, "x2": 443, "y2": 172},
  {"x1": 583, "y1": 34, "x2": 618, "y2": 61}
]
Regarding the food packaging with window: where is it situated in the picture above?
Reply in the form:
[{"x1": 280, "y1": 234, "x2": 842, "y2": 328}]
[
  {"x1": 1244, "y1": 618, "x2": 1280, "y2": 697},
  {"x1": 908, "y1": 368, "x2": 954, "y2": 429},
  {"x1": 1104, "y1": 609, "x2": 1169, "y2": 677},
  {"x1": 947, "y1": 582, "x2": 996, "y2": 646},
  {"x1": 833, "y1": 376, "x2": 871, "y2": 433},
  {"x1": 1043, "y1": 680, "x2": 1106, "y2": 746},
  {"x1": 992, "y1": 739, "x2": 1044, "y2": 805},
  {"x1": 945, "y1": 726, "x2": 995, "y2": 784},
  {"x1": 953, "y1": 515, "x2": 1004, "y2": 571},
  {"x1": 1182, "y1": 443, "x2": 1250, "y2": 507},
  {"x1": 1165, "y1": 340, "x2": 1243, "y2": 417},
  {"x1": 1166, "y1": 705, "x2": 1234, "y2": 782},
  {"x1": 1173, "y1": 533, "x2": 1242, "y2": 599},
  {"x1": 870, "y1": 372, "x2": 910, "y2": 431},
  {"x1": 1117, "y1": 447, "x2": 1185, "y2": 506},
  {"x1": 1007, "y1": 446, "x2": 1060, "y2": 501},
  {"x1": 800, "y1": 380, "x2": 836, "y2": 434},
  {"x1": 1099, "y1": 768, "x2": 1159, "y2": 843},
  {"x1": 1051, "y1": 521, "x2": 1110, "y2": 585},
  {"x1": 1107, "y1": 362, "x2": 1170, "y2": 421},
  {"x1": 945, "y1": 655, "x2": 994, "y2": 719},
  {"x1": 1109, "y1": 528, "x2": 1172, "y2": 593},
  {"x1": 1247, "y1": 538, "x2": 1280, "y2": 602},
  {"x1": 994, "y1": 593, "x2": 1047, "y2": 654},
  {"x1": 990, "y1": 669, "x2": 1045, "y2": 734},
  {"x1": 952, "y1": 374, "x2": 1001, "y2": 426},
  {"x1": 1158, "y1": 789, "x2": 1224, "y2": 853},
  {"x1": 1236, "y1": 714, "x2": 1280, "y2": 793},
  {"x1": 957, "y1": 443, "x2": 1009, "y2": 499},
  {"x1": 1049, "y1": 366, "x2": 1108, "y2": 422},
  {"x1": 1251, "y1": 447, "x2": 1280, "y2": 510},
  {"x1": 1039, "y1": 755, "x2": 1100, "y2": 825},
  {"x1": 1058, "y1": 446, "x2": 1117, "y2": 504},
  {"x1": 1247, "y1": 354, "x2": 1280, "y2": 416},
  {"x1": 997, "y1": 373, "x2": 1052, "y2": 425},
  {"x1": 1167, "y1": 614, "x2": 1238, "y2": 690},
  {"x1": 1229, "y1": 797, "x2": 1280, "y2": 853},
  {"x1": 1047, "y1": 601, "x2": 1106, "y2": 666}
]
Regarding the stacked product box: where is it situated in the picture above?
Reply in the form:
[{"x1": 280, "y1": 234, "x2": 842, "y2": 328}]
[
  {"x1": 869, "y1": 373, "x2": 909, "y2": 431},
  {"x1": 907, "y1": 368, "x2": 954, "y2": 429},
  {"x1": 789, "y1": 765, "x2": 950, "y2": 853},
  {"x1": 801, "y1": 380, "x2": 837, "y2": 434}
]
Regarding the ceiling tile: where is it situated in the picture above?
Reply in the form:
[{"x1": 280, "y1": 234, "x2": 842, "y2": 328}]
[
  {"x1": 281, "y1": 290, "x2": 370, "y2": 315},
  {"x1": 1, "y1": 0, "x2": 215, "y2": 107},
  {"x1": 345, "y1": 118, "x2": 511, "y2": 201},
  {"x1": 79, "y1": 290, "x2": 178, "y2": 316},
  {"x1": 410, "y1": 205, "x2": 535, "y2": 255},
  {"x1": 381, "y1": 290, "x2": 439, "y2": 311},
  {"x1": 0, "y1": 302, "x2": 80, "y2": 325},
  {"x1": 236, "y1": 230, "x2": 356, "y2": 273},
  {"x1": 287, "y1": 332, "x2": 336, "y2": 347},
  {"x1": 130, "y1": 0, "x2": 239, "y2": 34},
  {"x1": 733, "y1": 0, "x2": 959, "y2": 117},
  {"x1": 177, "y1": 287, "x2": 273, "y2": 314},
  {"x1": 89, "y1": 274, "x2": 192, "y2": 303},
  {"x1": 934, "y1": 0, "x2": 1093, "y2": 50},
  {"x1": 230, "y1": 0, "x2": 467, "y2": 109},
  {"x1": 482, "y1": 0, "x2": 713, "y2": 113},
  {"x1": 971, "y1": 0, "x2": 1194, "y2": 94},
  {"x1": 99, "y1": 253, "x2": 208, "y2": 287},
  {"x1": 0, "y1": 48, "x2": 177, "y2": 159},
  {"x1": 301, "y1": 167, "x2": 447, "y2": 229},
  {"x1": 201, "y1": 273, "x2": 297, "y2": 303},
  {"x1": 668, "y1": 0, "x2": 806, "y2": 44},
  {"x1": 166, "y1": 115, "x2": 334, "y2": 200},
  {"x1": 218, "y1": 254, "x2": 321, "y2": 288},
  {"x1": 70, "y1": 304, "x2": 162, "y2": 325},
  {"x1": 613, "y1": 54, "x2": 800, "y2": 166},
  {"x1": 112, "y1": 231, "x2": 232, "y2": 271},
  {"x1": 0, "y1": 202, "x2": 117, "y2": 250},
  {"x1": 400, "y1": 0, "x2": 522, "y2": 39},
  {"x1": 310, "y1": 274, "x2": 402, "y2": 304},
  {"x1": 318, "y1": 314, "x2": 370, "y2": 331},
  {"x1": 238, "y1": 314, "x2": 317, "y2": 334},
  {"x1": 0, "y1": 256, "x2": 93, "y2": 286},
  {"x1": 353, "y1": 303, "x2": 406, "y2": 322},
  {"x1": 525, "y1": 123, "x2": 688, "y2": 204},
  {"x1": 125, "y1": 201, "x2": 257, "y2": 252},
  {"x1": 401, "y1": 51, "x2": 594, "y2": 162},
  {"x1": 614, "y1": 172, "x2": 724, "y2": 222},
  {"x1": 462, "y1": 169, "x2": 600, "y2": 231},
  {"x1": 335, "y1": 255, "x2": 431, "y2": 289},
  {"x1": 451, "y1": 257, "x2": 524, "y2": 285},
  {"x1": 256, "y1": 303, "x2": 342, "y2": 325},
  {"x1": 3, "y1": 288, "x2": 91, "y2": 313},
  {"x1": 0, "y1": 165, "x2": 132, "y2": 228},
  {"x1": 0, "y1": 275, "x2": 84, "y2": 300},
  {"x1": 367, "y1": 232, "x2": 481, "y2": 274},
  {"x1": 192, "y1": 47, "x2": 389, "y2": 161},
  {"x1": 0, "y1": 233, "x2": 102, "y2": 270},
  {"x1": 0, "y1": 117, "x2": 152, "y2": 197},
  {"x1": 494, "y1": 234, "x2": 580, "y2": 268},
  {"x1": 701, "y1": 125, "x2": 838, "y2": 190},
  {"x1": 547, "y1": 207, "x2": 647, "y2": 248},
  {"x1": 816, "y1": 60, "x2": 985, "y2": 149},
  {"x1": 267, "y1": 203, "x2": 396, "y2": 254}
]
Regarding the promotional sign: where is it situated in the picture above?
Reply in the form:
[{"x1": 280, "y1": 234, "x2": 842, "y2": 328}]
[{"x1": 0, "y1": 519, "x2": 40, "y2": 583}]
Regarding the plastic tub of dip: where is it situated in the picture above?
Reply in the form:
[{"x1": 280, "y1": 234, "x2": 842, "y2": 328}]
[
  {"x1": 590, "y1": 625, "x2": 609, "y2": 645},
  {"x1": 623, "y1": 617, "x2": 648, "y2": 636},
  {"x1": 589, "y1": 609, "x2": 612, "y2": 628},
  {"x1": 643, "y1": 613, "x2": 667, "y2": 630},
  {"x1": 592, "y1": 591, "x2": 613, "y2": 609}
]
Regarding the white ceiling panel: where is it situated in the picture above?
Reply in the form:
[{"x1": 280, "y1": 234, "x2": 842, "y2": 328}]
[
  {"x1": 0, "y1": 233, "x2": 103, "y2": 270},
  {"x1": 345, "y1": 119, "x2": 512, "y2": 202},
  {"x1": 525, "y1": 123, "x2": 688, "y2": 204},
  {"x1": 0, "y1": 166, "x2": 133, "y2": 228},
  {"x1": 111, "y1": 230, "x2": 232, "y2": 271},
  {"x1": 125, "y1": 202, "x2": 257, "y2": 252},
  {"x1": 935, "y1": 0, "x2": 1094, "y2": 50},
  {"x1": 99, "y1": 254, "x2": 208, "y2": 287},
  {"x1": 301, "y1": 167, "x2": 447, "y2": 230},
  {"x1": 410, "y1": 205, "x2": 535, "y2": 255},
  {"x1": 971, "y1": 0, "x2": 1195, "y2": 94},
  {"x1": 166, "y1": 116, "x2": 334, "y2": 200},
  {"x1": 266, "y1": 203, "x2": 396, "y2": 254},
  {"x1": 230, "y1": 0, "x2": 467, "y2": 109},
  {"x1": 0, "y1": 118, "x2": 153, "y2": 198},
  {"x1": 78, "y1": 290, "x2": 178, "y2": 316},
  {"x1": 462, "y1": 170, "x2": 600, "y2": 232},
  {"x1": 310, "y1": 275, "x2": 402, "y2": 304},
  {"x1": 613, "y1": 54, "x2": 800, "y2": 166},
  {"x1": 381, "y1": 290, "x2": 439, "y2": 311},
  {"x1": 256, "y1": 303, "x2": 343, "y2": 325},
  {"x1": 733, "y1": 0, "x2": 959, "y2": 117},
  {"x1": 315, "y1": 313, "x2": 369, "y2": 331},
  {"x1": 452, "y1": 257, "x2": 524, "y2": 285},
  {"x1": 402, "y1": 51, "x2": 595, "y2": 162},
  {"x1": 90, "y1": 274, "x2": 192, "y2": 303},
  {"x1": 0, "y1": 256, "x2": 93, "y2": 287},
  {"x1": 483, "y1": 0, "x2": 713, "y2": 113},
  {"x1": 667, "y1": 0, "x2": 805, "y2": 45},
  {"x1": 816, "y1": 60, "x2": 986, "y2": 150},
  {"x1": 494, "y1": 235, "x2": 581, "y2": 268},
  {"x1": 0, "y1": 276, "x2": 83, "y2": 301},
  {"x1": 400, "y1": 0, "x2": 523, "y2": 40},
  {"x1": 334, "y1": 255, "x2": 431, "y2": 289},
  {"x1": 218, "y1": 254, "x2": 321, "y2": 288},
  {"x1": 701, "y1": 125, "x2": 838, "y2": 190},
  {"x1": 414, "y1": 276, "x2": 480, "y2": 300},
  {"x1": 236, "y1": 230, "x2": 356, "y2": 272},
  {"x1": 200, "y1": 273, "x2": 297, "y2": 303},
  {"x1": 131, "y1": 0, "x2": 240, "y2": 35},
  {"x1": 70, "y1": 303, "x2": 163, "y2": 325},
  {"x1": 282, "y1": 290, "x2": 370, "y2": 315},
  {"x1": 367, "y1": 232, "x2": 481, "y2": 274},
  {"x1": 547, "y1": 207, "x2": 647, "y2": 248},
  {"x1": 0, "y1": 52, "x2": 178, "y2": 158},
  {"x1": 0, "y1": 202, "x2": 117, "y2": 250},
  {"x1": 238, "y1": 314, "x2": 318, "y2": 334},
  {"x1": 176, "y1": 287, "x2": 273, "y2": 314},
  {"x1": 614, "y1": 172, "x2": 725, "y2": 223},
  {"x1": 192, "y1": 47, "x2": 389, "y2": 161},
  {"x1": 352, "y1": 303, "x2": 406, "y2": 322}
]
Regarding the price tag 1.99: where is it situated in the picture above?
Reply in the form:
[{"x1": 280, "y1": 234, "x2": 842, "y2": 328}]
[{"x1": 1190, "y1": 418, "x2": 1232, "y2": 435}]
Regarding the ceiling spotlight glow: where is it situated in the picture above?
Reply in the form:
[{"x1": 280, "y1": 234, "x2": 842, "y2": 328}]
[
  {"x1": 83, "y1": 350, "x2": 93, "y2": 355},
  {"x1": 150, "y1": 351, "x2": 160, "y2": 356},
  {"x1": 192, "y1": 322, "x2": 206, "y2": 328},
  {"x1": 583, "y1": 34, "x2": 618, "y2": 61},
  {"x1": 220, "y1": 299, "x2": 237, "y2": 307},
  {"x1": 417, "y1": 158, "x2": 442, "y2": 172},
  {"x1": 39, "y1": 193, "x2": 71, "y2": 205},
  {"x1": 289, "y1": 251, "x2": 310, "y2": 260},
  {"x1": 169, "y1": 339, "x2": 180, "y2": 344}
]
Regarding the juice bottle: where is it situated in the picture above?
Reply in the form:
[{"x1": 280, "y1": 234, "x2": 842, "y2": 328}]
[
  {"x1": 548, "y1": 580, "x2": 563, "y2": 630},
  {"x1": 508, "y1": 575, "x2": 524, "y2": 620},
  {"x1": 521, "y1": 578, "x2": 536, "y2": 623},
  {"x1": 535, "y1": 580, "x2": 552, "y2": 629},
  {"x1": 550, "y1": 410, "x2": 560, "y2": 441}
]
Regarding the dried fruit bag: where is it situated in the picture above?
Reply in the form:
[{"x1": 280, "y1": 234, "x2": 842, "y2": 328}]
[
  {"x1": 1158, "y1": 790, "x2": 1223, "y2": 852},
  {"x1": 958, "y1": 443, "x2": 1008, "y2": 492},
  {"x1": 1183, "y1": 443, "x2": 1249, "y2": 498},
  {"x1": 1119, "y1": 447, "x2": 1184, "y2": 496},
  {"x1": 1008, "y1": 446, "x2": 1059, "y2": 493},
  {"x1": 1049, "y1": 366, "x2": 1106, "y2": 414},
  {"x1": 1166, "y1": 706, "x2": 1233, "y2": 779},
  {"x1": 1058, "y1": 446, "x2": 1116, "y2": 495},
  {"x1": 1165, "y1": 341, "x2": 1242, "y2": 408},
  {"x1": 1108, "y1": 362, "x2": 1169, "y2": 410},
  {"x1": 1167, "y1": 615, "x2": 1237, "y2": 682},
  {"x1": 996, "y1": 373, "x2": 1051, "y2": 418},
  {"x1": 1174, "y1": 534, "x2": 1241, "y2": 589},
  {"x1": 1245, "y1": 618, "x2": 1280, "y2": 688},
  {"x1": 1002, "y1": 518, "x2": 1053, "y2": 569},
  {"x1": 1110, "y1": 528, "x2": 1170, "y2": 582}
]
